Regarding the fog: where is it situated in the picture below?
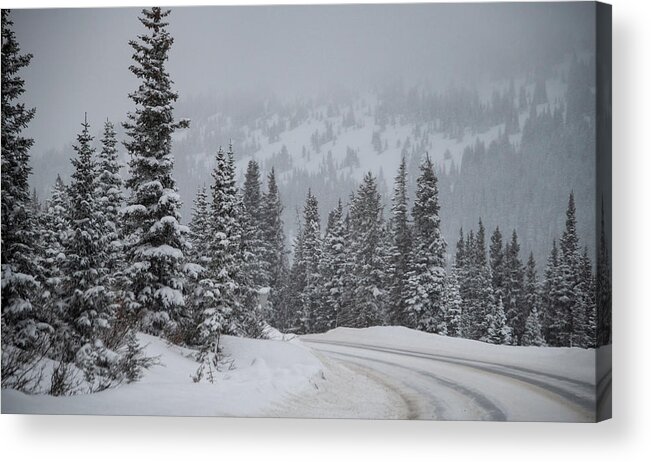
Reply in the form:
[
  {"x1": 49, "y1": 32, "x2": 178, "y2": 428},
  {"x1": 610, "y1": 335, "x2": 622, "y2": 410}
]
[{"x1": 11, "y1": 3, "x2": 593, "y2": 154}]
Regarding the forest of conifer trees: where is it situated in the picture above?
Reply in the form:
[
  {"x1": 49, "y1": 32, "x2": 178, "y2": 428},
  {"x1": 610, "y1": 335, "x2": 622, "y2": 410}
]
[{"x1": 1, "y1": 7, "x2": 611, "y2": 398}]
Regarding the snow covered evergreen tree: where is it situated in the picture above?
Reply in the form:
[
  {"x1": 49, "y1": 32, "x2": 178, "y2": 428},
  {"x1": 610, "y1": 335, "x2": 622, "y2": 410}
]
[
  {"x1": 182, "y1": 185, "x2": 212, "y2": 345},
  {"x1": 94, "y1": 119, "x2": 126, "y2": 346},
  {"x1": 486, "y1": 297, "x2": 512, "y2": 345},
  {"x1": 188, "y1": 185, "x2": 211, "y2": 264},
  {"x1": 596, "y1": 200, "x2": 612, "y2": 346},
  {"x1": 96, "y1": 120, "x2": 124, "y2": 273},
  {"x1": 521, "y1": 307, "x2": 546, "y2": 346},
  {"x1": 59, "y1": 116, "x2": 114, "y2": 378},
  {"x1": 555, "y1": 192, "x2": 583, "y2": 347},
  {"x1": 540, "y1": 239, "x2": 561, "y2": 345},
  {"x1": 503, "y1": 230, "x2": 526, "y2": 344},
  {"x1": 579, "y1": 246, "x2": 596, "y2": 348},
  {"x1": 387, "y1": 156, "x2": 412, "y2": 326},
  {"x1": 461, "y1": 220, "x2": 495, "y2": 341},
  {"x1": 489, "y1": 226, "x2": 505, "y2": 301},
  {"x1": 294, "y1": 190, "x2": 322, "y2": 333},
  {"x1": 241, "y1": 159, "x2": 268, "y2": 289},
  {"x1": 316, "y1": 199, "x2": 347, "y2": 331},
  {"x1": 1, "y1": 9, "x2": 48, "y2": 355},
  {"x1": 348, "y1": 173, "x2": 386, "y2": 328},
  {"x1": 39, "y1": 176, "x2": 69, "y2": 329},
  {"x1": 201, "y1": 147, "x2": 240, "y2": 342},
  {"x1": 403, "y1": 156, "x2": 446, "y2": 332},
  {"x1": 121, "y1": 7, "x2": 190, "y2": 337},
  {"x1": 261, "y1": 168, "x2": 289, "y2": 325},
  {"x1": 442, "y1": 267, "x2": 463, "y2": 337},
  {"x1": 524, "y1": 252, "x2": 539, "y2": 318}
]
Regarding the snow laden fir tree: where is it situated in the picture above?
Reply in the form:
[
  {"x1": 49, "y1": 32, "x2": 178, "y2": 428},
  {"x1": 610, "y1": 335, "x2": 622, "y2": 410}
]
[{"x1": 121, "y1": 7, "x2": 190, "y2": 338}]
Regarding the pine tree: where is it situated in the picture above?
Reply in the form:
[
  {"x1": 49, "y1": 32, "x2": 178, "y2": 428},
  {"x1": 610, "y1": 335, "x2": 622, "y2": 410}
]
[
  {"x1": 387, "y1": 156, "x2": 412, "y2": 326},
  {"x1": 462, "y1": 219, "x2": 495, "y2": 341},
  {"x1": 316, "y1": 200, "x2": 347, "y2": 331},
  {"x1": 121, "y1": 7, "x2": 190, "y2": 337},
  {"x1": 41, "y1": 176, "x2": 69, "y2": 290},
  {"x1": 521, "y1": 307, "x2": 546, "y2": 346},
  {"x1": 596, "y1": 199, "x2": 612, "y2": 346},
  {"x1": 284, "y1": 216, "x2": 307, "y2": 331},
  {"x1": 403, "y1": 156, "x2": 446, "y2": 332},
  {"x1": 182, "y1": 185, "x2": 211, "y2": 345},
  {"x1": 442, "y1": 267, "x2": 463, "y2": 337},
  {"x1": 489, "y1": 226, "x2": 505, "y2": 301},
  {"x1": 59, "y1": 116, "x2": 113, "y2": 375},
  {"x1": 297, "y1": 190, "x2": 322, "y2": 333},
  {"x1": 579, "y1": 246, "x2": 596, "y2": 348},
  {"x1": 555, "y1": 192, "x2": 583, "y2": 347},
  {"x1": 37, "y1": 175, "x2": 70, "y2": 341},
  {"x1": 95, "y1": 120, "x2": 125, "y2": 339},
  {"x1": 540, "y1": 239, "x2": 561, "y2": 345},
  {"x1": 348, "y1": 173, "x2": 386, "y2": 328},
  {"x1": 1, "y1": 10, "x2": 47, "y2": 353},
  {"x1": 455, "y1": 228, "x2": 466, "y2": 269},
  {"x1": 96, "y1": 120, "x2": 124, "y2": 272},
  {"x1": 232, "y1": 157, "x2": 269, "y2": 337},
  {"x1": 188, "y1": 186, "x2": 210, "y2": 264},
  {"x1": 261, "y1": 168, "x2": 288, "y2": 324},
  {"x1": 202, "y1": 147, "x2": 241, "y2": 341},
  {"x1": 524, "y1": 252, "x2": 539, "y2": 318},
  {"x1": 486, "y1": 297, "x2": 512, "y2": 345},
  {"x1": 241, "y1": 159, "x2": 268, "y2": 288},
  {"x1": 503, "y1": 230, "x2": 526, "y2": 344}
]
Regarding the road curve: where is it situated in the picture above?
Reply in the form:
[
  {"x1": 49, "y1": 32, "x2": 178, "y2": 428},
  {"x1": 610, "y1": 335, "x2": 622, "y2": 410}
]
[{"x1": 302, "y1": 338, "x2": 598, "y2": 422}]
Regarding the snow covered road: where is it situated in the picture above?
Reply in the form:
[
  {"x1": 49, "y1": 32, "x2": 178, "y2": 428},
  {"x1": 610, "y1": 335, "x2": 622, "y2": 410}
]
[{"x1": 297, "y1": 327, "x2": 605, "y2": 422}]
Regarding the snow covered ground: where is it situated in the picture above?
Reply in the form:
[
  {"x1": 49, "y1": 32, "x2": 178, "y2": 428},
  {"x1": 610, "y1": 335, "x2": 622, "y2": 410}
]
[
  {"x1": 1, "y1": 333, "x2": 324, "y2": 416},
  {"x1": 1, "y1": 327, "x2": 608, "y2": 421}
]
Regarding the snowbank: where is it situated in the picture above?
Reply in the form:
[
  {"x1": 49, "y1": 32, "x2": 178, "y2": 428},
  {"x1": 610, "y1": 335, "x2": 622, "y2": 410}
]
[{"x1": 2, "y1": 333, "x2": 322, "y2": 416}]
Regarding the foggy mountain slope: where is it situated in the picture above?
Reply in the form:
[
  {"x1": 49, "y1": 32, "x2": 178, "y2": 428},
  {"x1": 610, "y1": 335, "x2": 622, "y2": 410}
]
[{"x1": 30, "y1": 58, "x2": 595, "y2": 268}]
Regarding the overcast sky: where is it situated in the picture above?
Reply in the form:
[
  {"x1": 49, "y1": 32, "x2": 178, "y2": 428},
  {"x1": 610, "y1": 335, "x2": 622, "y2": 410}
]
[{"x1": 11, "y1": 3, "x2": 593, "y2": 154}]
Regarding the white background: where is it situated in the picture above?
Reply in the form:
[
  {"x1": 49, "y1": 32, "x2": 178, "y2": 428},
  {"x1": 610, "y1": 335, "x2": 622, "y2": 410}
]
[{"x1": 0, "y1": 1, "x2": 648, "y2": 461}]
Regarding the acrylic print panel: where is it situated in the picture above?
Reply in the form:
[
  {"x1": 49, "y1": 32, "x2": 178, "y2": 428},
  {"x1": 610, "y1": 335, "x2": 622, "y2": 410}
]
[{"x1": 0, "y1": 2, "x2": 611, "y2": 421}]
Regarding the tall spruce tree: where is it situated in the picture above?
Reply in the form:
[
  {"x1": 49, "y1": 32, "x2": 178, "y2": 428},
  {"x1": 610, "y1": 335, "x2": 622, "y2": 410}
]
[
  {"x1": 241, "y1": 159, "x2": 268, "y2": 288},
  {"x1": 463, "y1": 220, "x2": 496, "y2": 341},
  {"x1": 182, "y1": 185, "x2": 211, "y2": 345},
  {"x1": 503, "y1": 230, "x2": 526, "y2": 344},
  {"x1": 596, "y1": 200, "x2": 612, "y2": 346},
  {"x1": 96, "y1": 120, "x2": 124, "y2": 269},
  {"x1": 39, "y1": 176, "x2": 70, "y2": 338},
  {"x1": 442, "y1": 266, "x2": 463, "y2": 337},
  {"x1": 122, "y1": 7, "x2": 190, "y2": 336},
  {"x1": 556, "y1": 192, "x2": 583, "y2": 347},
  {"x1": 387, "y1": 156, "x2": 412, "y2": 326},
  {"x1": 489, "y1": 226, "x2": 505, "y2": 301},
  {"x1": 59, "y1": 116, "x2": 114, "y2": 373},
  {"x1": 316, "y1": 200, "x2": 347, "y2": 331},
  {"x1": 1, "y1": 10, "x2": 47, "y2": 353},
  {"x1": 579, "y1": 246, "x2": 596, "y2": 348},
  {"x1": 540, "y1": 239, "x2": 561, "y2": 345},
  {"x1": 403, "y1": 156, "x2": 446, "y2": 332},
  {"x1": 348, "y1": 173, "x2": 386, "y2": 328},
  {"x1": 188, "y1": 185, "x2": 210, "y2": 264},
  {"x1": 261, "y1": 168, "x2": 288, "y2": 313},
  {"x1": 524, "y1": 252, "x2": 539, "y2": 317},
  {"x1": 295, "y1": 190, "x2": 322, "y2": 333},
  {"x1": 198, "y1": 147, "x2": 240, "y2": 345}
]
